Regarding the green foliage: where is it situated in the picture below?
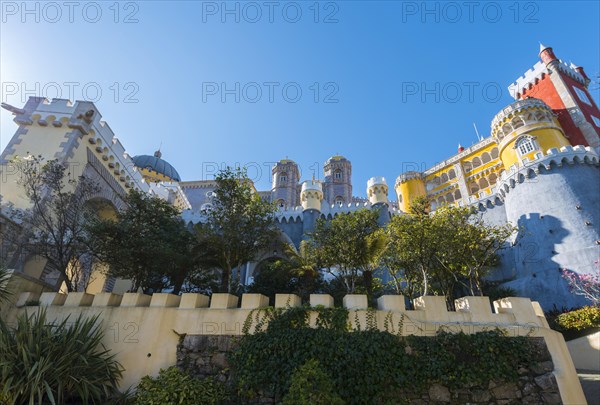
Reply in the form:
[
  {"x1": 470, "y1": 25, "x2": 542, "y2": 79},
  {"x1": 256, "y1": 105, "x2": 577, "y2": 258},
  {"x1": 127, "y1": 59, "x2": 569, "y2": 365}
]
[
  {"x1": 231, "y1": 307, "x2": 534, "y2": 404},
  {"x1": 86, "y1": 189, "x2": 198, "y2": 293},
  {"x1": 485, "y1": 285, "x2": 517, "y2": 303},
  {"x1": 383, "y1": 197, "x2": 516, "y2": 306},
  {"x1": 195, "y1": 167, "x2": 277, "y2": 293},
  {"x1": 0, "y1": 265, "x2": 12, "y2": 305},
  {"x1": 309, "y1": 208, "x2": 385, "y2": 297},
  {"x1": 135, "y1": 367, "x2": 226, "y2": 405},
  {"x1": 5, "y1": 155, "x2": 100, "y2": 291},
  {"x1": 0, "y1": 309, "x2": 123, "y2": 405},
  {"x1": 553, "y1": 306, "x2": 600, "y2": 332},
  {"x1": 282, "y1": 359, "x2": 344, "y2": 405}
]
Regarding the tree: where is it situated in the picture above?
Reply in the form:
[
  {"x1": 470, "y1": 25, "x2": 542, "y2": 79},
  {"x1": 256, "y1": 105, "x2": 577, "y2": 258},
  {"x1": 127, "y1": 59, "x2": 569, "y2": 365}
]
[
  {"x1": 4, "y1": 155, "x2": 99, "y2": 292},
  {"x1": 195, "y1": 167, "x2": 277, "y2": 293},
  {"x1": 249, "y1": 242, "x2": 323, "y2": 303},
  {"x1": 309, "y1": 208, "x2": 385, "y2": 298},
  {"x1": 86, "y1": 189, "x2": 196, "y2": 294},
  {"x1": 383, "y1": 197, "x2": 515, "y2": 306},
  {"x1": 382, "y1": 197, "x2": 437, "y2": 300}
]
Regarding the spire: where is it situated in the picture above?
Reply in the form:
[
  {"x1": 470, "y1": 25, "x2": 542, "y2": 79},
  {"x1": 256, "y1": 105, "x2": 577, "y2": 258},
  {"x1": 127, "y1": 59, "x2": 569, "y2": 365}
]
[
  {"x1": 154, "y1": 149, "x2": 162, "y2": 158},
  {"x1": 539, "y1": 42, "x2": 548, "y2": 53}
]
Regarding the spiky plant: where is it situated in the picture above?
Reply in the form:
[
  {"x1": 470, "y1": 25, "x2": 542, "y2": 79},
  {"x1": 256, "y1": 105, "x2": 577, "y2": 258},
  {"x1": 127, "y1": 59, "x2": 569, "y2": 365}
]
[
  {"x1": 0, "y1": 309, "x2": 123, "y2": 404},
  {"x1": 0, "y1": 265, "x2": 12, "y2": 305}
]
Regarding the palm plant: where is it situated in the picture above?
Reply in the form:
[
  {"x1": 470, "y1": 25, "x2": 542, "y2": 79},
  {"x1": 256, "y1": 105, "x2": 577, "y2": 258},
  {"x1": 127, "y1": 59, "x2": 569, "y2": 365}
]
[
  {"x1": 0, "y1": 309, "x2": 123, "y2": 404},
  {"x1": 0, "y1": 265, "x2": 12, "y2": 305}
]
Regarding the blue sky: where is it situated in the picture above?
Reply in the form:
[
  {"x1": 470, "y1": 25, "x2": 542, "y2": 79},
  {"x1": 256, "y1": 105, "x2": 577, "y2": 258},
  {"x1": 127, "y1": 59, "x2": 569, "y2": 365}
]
[{"x1": 1, "y1": 1, "x2": 599, "y2": 196}]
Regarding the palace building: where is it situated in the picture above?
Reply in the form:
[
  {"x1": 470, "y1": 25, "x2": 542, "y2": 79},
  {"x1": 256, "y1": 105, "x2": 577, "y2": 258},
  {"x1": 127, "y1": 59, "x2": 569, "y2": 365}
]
[{"x1": 1, "y1": 44, "x2": 598, "y2": 309}]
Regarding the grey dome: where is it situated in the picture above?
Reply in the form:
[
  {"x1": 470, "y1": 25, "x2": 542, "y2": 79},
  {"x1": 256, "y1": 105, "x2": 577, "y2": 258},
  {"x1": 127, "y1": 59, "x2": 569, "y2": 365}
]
[{"x1": 132, "y1": 150, "x2": 181, "y2": 181}]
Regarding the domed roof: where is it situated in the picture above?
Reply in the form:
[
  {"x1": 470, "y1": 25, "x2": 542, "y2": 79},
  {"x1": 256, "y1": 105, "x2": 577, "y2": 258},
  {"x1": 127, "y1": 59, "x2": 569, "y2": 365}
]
[{"x1": 132, "y1": 150, "x2": 181, "y2": 182}]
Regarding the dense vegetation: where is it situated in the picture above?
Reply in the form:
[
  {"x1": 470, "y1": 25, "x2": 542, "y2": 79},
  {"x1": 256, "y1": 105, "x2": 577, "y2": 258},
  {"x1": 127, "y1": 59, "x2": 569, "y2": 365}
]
[
  {"x1": 0, "y1": 309, "x2": 123, "y2": 405},
  {"x1": 229, "y1": 307, "x2": 535, "y2": 404}
]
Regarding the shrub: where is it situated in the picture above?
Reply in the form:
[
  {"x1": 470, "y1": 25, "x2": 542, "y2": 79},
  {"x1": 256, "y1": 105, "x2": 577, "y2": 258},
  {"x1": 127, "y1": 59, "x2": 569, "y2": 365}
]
[
  {"x1": 554, "y1": 306, "x2": 600, "y2": 332},
  {"x1": 231, "y1": 307, "x2": 535, "y2": 404},
  {"x1": 282, "y1": 359, "x2": 344, "y2": 405},
  {"x1": 0, "y1": 308, "x2": 123, "y2": 405},
  {"x1": 135, "y1": 367, "x2": 226, "y2": 405}
]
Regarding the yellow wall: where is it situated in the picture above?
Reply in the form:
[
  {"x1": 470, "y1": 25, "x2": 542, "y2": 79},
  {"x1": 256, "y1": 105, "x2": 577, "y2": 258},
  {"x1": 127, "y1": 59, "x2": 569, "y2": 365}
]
[
  {"x1": 500, "y1": 127, "x2": 569, "y2": 169},
  {"x1": 2, "y1": 292, "x2": 588, "y2": 404},
  {"x1": 396, "y1": 178, "x2": 425, "y2": 212}
]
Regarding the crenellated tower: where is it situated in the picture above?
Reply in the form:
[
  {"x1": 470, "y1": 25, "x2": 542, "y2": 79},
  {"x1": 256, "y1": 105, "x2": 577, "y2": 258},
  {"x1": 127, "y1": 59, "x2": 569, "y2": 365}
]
[
  {"x1": 491, "y1": 98, "x2": 600, "y2": 309},
  {"x1": 300, "y1": 180, "x2": 323, "y2": 236},
  {"x1": 323, "y1": 155, "x2": 352, "y2": 206},
  {"x1": 271, "y1": 159, "x2": 300, "y2": 209},
  {"x1": 394, "y1": 171, "x2": 426, "y2": 213},
  {"x1": 508, "y1": 44, "x2": 600, "y2": 151},
  {"x1": 367, "y1": 176, "x2": 390, "y2": 225}
]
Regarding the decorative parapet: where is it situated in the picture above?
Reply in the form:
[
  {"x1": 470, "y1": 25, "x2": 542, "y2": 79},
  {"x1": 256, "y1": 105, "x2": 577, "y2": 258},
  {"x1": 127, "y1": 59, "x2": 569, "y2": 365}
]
[
  {"x1": 16, "y1": 291, "x2": 553, "y2": 329},
  {"x1": 508, "y1": 59, "x2": 587, "y2": 99},
  {"x1": 8, "y1": 290, "x2": 585, "y2": 404},
  {"x1": 490, "y1": 98, "x2": 551, "y2": 134},
  {"x1": 496, "y1": 145, "x2": 599, "y2": 197}
]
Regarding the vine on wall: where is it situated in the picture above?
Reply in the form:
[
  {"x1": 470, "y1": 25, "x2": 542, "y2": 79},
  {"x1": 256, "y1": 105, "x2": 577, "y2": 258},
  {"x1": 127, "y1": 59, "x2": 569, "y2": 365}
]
[{"x1": 229, "y1": 307, "x2": 535, "y2": 404}]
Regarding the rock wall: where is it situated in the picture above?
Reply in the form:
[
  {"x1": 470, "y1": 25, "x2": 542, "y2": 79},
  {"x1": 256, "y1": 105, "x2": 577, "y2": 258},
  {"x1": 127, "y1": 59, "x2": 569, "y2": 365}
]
[{"x1": 176, "y1": 335, "x2": 561, "y2": 404}]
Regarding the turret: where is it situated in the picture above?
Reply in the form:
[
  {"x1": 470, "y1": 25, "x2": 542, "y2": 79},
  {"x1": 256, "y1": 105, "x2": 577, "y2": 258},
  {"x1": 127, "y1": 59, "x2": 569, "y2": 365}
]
[
  {"x1": 539, "y1": 43, "x2": 558, "y2": 66},
  {"x1": 271, "y1": 159, "x2": 300, "y2": 209},
  {"x1": 367, "y1": 177, "x2": 388, "y2": 205},
  {"x1": 491, "y1": 98, "x2": 569, "y2": 170},
  {"x1": 367, "y1": 177, "x2": 390, "y2": 225},
  {"x1": 300, "y1": 180, "x2": 323, "y2": 236},
  {"x1": 323, "y1": 155, "x2": 352, "y2": 205},
  {"x1": 395, "y1": 171, "x2": 426, "y2": 213}
]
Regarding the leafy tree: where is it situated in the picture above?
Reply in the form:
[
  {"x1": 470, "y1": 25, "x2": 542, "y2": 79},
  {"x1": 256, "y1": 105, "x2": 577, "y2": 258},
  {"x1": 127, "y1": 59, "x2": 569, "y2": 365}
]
[
  {"x1": 87, "y1": 189, "x2": 196, "y2": 294},
  {"x1": 383, "y1": 197, "x2": 515, "y2": 305},
  {"x1": 309, "y1": 208, "x2": 385, "y2": 297},
  {"x1": 249, "y1": 242, "x2": 323, "y2": 303},
  {"x1": 195, "y1": 167, "x2": 277, "y2": 293},
  {"x1": 4, "y1": 155, "x2": 99, "y2": 292}
]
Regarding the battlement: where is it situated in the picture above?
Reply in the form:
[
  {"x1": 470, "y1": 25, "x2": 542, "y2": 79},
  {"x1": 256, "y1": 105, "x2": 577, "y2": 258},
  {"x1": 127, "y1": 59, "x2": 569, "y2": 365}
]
[
  {"x1": 496, "y1": 145, "x2": 599, "y2": 196},
  {"x1": 491, "y1": 98, "x2": 551, "y2": 134},
  {"x1": 507, "y1": 59, "x2": 587, "y2": 99},
  {"x1": 14, "y1": 291, "x2": 550, "y2": 330}
]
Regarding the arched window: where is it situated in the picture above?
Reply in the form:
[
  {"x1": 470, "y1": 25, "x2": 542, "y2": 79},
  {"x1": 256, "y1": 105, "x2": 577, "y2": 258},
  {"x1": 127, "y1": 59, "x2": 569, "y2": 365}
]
[
  {"x1": 481, "y1": 152, "x2": 491, "y2": 164},
  {"x1": 445, "y1": 193, "x2": 454, "y2": 203},
  {"x1": 334, "y1": 169, "x2": 342, "y2": 181},
  {"x1": 489, "y1": 173, "x2": 498, "y2": 185},
  {"x1": 448, "y1": 169, "x2": 456, "y2": 180},
  {"x1": 472, "y1": 157, "x2": 482, "y2": 168},
  {"x1": 276, "y1": 199, "x2": 286, "y2": 209},
  {"x1": 454, "y1": 189, "x2": 462, "y2": 200},
  {"x1": 470, "y1": 182, "x2": 479, "y2": 194},
  {"x1": 479, "y1": 178, "x2": 489, "y2": 189},
  {"x1": 491, "y1": 147, "x2": 499, "y2": 159},
  {"x1": 335, "y1": 196, "x2": 344, "y2": 206},
  {"x1": 463, "y1": 161, "x2": 472, "y2": 173},
  {"x1": 441, "y1": 172, "x2": 448, "y2": 183},
  {"x1": 279, "y1": 172, "x2": 288, "y2": 184},
  {"x1": 515, "y1": 136, "x2": 537, "y2": 156}
]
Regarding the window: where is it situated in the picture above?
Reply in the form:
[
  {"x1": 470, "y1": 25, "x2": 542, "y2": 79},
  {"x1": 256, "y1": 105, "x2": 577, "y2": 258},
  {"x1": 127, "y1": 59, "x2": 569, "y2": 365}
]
[
  {"x1": 279, "y1": 172, "x2": 288, "y2": 184},
  {"x1": 573, "y1": 87, "x2": 592, "y2": 106},
  {"x1": 335, "y1": 196, "x2": 344, "y2": 207},
  {"x1": 334, "y1": 169, "x2": 342, "y2": 181},
  {"x1": 515, "y1": 136, "x2": 536, "y2": 156},
  {"x1": 591, "y1": 115, "x2": 600, "y2": 128},
  {"x1": 276, "y1": 199, "x2": 286, "y2": 209}
]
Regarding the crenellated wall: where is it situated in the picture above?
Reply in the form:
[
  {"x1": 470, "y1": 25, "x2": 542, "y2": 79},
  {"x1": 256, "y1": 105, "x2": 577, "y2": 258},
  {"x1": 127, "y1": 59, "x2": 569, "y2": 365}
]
[{"x1": 5, "y1": 291, "x2": 586, "y2": 403}]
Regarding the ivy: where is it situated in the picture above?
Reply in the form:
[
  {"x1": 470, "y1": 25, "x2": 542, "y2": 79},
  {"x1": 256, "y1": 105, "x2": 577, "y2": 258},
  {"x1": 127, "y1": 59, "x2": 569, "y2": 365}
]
[{"x1": 229, "y1": 307, "x2": 536, "y2": 404}]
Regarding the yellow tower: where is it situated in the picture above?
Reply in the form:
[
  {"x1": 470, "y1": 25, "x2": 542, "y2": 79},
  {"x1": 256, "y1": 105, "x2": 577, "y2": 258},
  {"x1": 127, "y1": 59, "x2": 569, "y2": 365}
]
[
  {"x1": 395, "y1": 171, "x2": 426, "y2": 213},
  {"x1": 367, "y1": 177, "x2": 388, "y2": 205},
  {"x1": 491, "y1": 98, "x2": 570, "y2": 170},
  {"x1": 300, "y1": 180, "x2": 323, "y2": 211}
]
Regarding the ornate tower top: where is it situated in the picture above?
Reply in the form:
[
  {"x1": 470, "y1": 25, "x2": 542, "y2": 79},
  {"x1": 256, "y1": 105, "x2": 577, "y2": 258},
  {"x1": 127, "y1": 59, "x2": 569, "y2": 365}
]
[
  {"x1": 367, "y1": 177, "x2": 388, "y2": 205},
  {"x1": 300, "y1": 180, "x2": 323, "y2": 211}
]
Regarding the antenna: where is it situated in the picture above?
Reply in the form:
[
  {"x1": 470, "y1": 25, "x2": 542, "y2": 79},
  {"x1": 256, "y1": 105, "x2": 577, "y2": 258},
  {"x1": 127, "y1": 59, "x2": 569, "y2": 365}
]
[{"x1": 473, "y1": 123, "x2": 482, "y2": 141}]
